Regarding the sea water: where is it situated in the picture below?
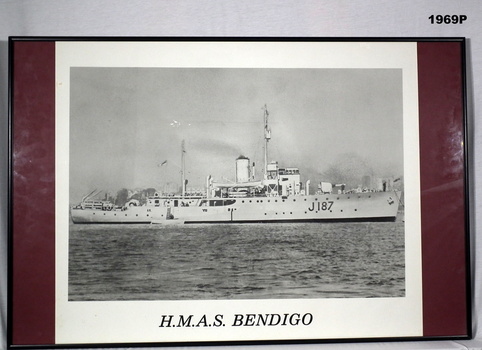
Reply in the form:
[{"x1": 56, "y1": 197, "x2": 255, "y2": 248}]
[{"x1": 68, "y1": 220, "x2": 405, "y2": 301}]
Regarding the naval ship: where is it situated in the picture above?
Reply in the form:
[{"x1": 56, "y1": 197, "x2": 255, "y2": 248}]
[{"x1": 70, "y1": 106, "x2": 402, "y2": 224}]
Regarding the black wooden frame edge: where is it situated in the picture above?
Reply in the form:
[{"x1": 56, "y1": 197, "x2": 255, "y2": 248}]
[
  {"x1": 8, "y1": 35, "x2": 467, "y2": 43},
  {"x1": 7, "y1": 35, "x2": 16, "y2": 350},
  {"x1": 6, "y1": 36, "x2": 472, "y2": 349},
  {"x1": 461, "y1": 38, "x2": 474, "y2": 340}
]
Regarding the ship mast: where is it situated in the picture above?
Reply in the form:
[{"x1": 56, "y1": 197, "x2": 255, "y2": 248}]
[
  {"x1": 263, "y1": 105, "x2": 271, "y2": 179},
  {"x1": 181, "y1": 140, "x2": 186, "y2": 197}
]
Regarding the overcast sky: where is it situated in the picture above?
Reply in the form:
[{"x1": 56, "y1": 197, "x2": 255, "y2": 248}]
[{"x1": 69, "y1": 67, "x2": 403, "y2": 201}]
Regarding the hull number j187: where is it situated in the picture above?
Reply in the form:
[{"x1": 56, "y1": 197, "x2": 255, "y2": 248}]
[{"x1": 308, "y1": 201, "x2": 334, "y2": 211}]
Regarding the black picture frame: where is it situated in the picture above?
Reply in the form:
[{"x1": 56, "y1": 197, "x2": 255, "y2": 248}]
[{"x1": 8, "y1": 37, "x2": 471, "y2": 348}]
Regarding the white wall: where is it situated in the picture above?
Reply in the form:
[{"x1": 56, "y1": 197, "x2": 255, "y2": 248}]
[{"x1": 1, "y1": 1, "x2": 481, "y2": 349}]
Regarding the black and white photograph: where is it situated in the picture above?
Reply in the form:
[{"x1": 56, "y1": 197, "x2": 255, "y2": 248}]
[{"x1": 68, "y1": 66, "x2": 405, "y2": 301}]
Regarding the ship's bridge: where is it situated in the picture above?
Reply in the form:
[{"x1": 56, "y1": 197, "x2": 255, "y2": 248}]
[
  {"x1": 278, "y1": 167, "x2": 301, "y2": 196},
  {"x1": 264, "y1": 162, "x2": 302, "y2": 196},
  {"x1": 279, "y1": 167, "x2": 300, "y2": 175}
]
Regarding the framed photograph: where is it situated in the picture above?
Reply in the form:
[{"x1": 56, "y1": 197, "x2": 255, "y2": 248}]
[{"x1": 8, "y1": 37, "x2": 471, "y2": 347}]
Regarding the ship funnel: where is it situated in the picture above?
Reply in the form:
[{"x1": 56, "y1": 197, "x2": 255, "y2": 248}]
[{"x1": 236, "y1": 155, "x2": 250, "y2": 183}]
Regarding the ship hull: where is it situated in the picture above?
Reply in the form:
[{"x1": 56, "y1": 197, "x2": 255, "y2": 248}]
[
  {"x1": 70, "y1": 206, "x2": 165, "y2": 224},
  {"x1": 70, "y1": 191, "x2": 401, "y2": 224},
  {"x1": 185, "y1": 216, "x2": 398, "y2": 224},
  {"x1": 172, "y1": 191, "x2": 400, "y2": 224}
]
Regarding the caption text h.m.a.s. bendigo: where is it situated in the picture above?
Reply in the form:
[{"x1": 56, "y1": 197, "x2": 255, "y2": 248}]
[{"x1": 159, "y1": 313, "x2": 313, "y2": 328}]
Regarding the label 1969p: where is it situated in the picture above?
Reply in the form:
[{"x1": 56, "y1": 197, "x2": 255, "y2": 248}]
[{"x1": 428, "y1": 15, "x2": 467, "y2": 24}]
